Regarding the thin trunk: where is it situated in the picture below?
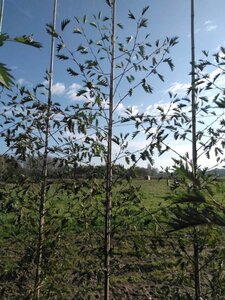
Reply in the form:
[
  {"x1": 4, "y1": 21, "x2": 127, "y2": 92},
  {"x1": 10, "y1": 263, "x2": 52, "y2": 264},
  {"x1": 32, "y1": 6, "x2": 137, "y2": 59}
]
[
  {"x1": 191, "y1": 0, "x2": 197, "y2": 180},
  {"x1": 33, "y1": 0, "x2": 57, "y2": 299},
  {"x1": 191, "y1": 0, "x2": 201, "y2": 299},
  {"x1": 104, "y1": 1, "x2": 116, "y2": 299},
  {"x1": 0, "y1": 0, "x2": 5, "y2": 32},
  {"x1": 193, "y1": 227, "x2": 201, "y2": 300}
]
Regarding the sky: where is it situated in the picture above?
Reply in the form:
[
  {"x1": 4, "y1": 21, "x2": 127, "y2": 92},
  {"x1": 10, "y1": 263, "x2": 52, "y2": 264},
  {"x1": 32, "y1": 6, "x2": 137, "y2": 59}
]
[{"x1": 1, "y1": 0, "x2": 225, "y2": 170}]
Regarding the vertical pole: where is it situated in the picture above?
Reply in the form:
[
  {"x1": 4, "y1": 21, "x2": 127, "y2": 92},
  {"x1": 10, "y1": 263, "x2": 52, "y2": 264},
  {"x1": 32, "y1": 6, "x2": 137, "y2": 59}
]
[
  {"x1": 0, "y1": 0, "x2": 5, "y2": 33},
  {"x1": 33, "y1": 0, "x2": 57, "y2": 299},
  {"x1": 191, "y1": 0, "x2": 197, "y2": 180},
  {"x1": 191, "y1": 1, "x2": 201, "y2": 299},
  {"x1": 104, "y1": 1, "x2": 116, "y2": 299}
]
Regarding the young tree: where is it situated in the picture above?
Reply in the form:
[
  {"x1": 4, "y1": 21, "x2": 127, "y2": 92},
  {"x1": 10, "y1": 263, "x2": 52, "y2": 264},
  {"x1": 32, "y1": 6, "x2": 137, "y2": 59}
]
[
  {"x1": 52, "y1": 0, "x2": 178, "y2": 298},
  {"x1": 33, "y1": 0, "x2": 58, "y2": 298}
]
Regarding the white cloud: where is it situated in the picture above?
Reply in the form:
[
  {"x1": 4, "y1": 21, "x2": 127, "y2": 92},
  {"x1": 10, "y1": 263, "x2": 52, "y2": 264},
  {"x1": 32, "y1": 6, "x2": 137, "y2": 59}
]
[
  {"x1": 116, "y1": 103, "x2": 139, "y2": 116},
  {"x1": 167, "y1": 67, "x2": 225, "y2": 98},
  {"x1": 130, "y1": 105, "x2": 139, "y2": 115},
  {"x1": 145, "y1": 102, "x2": 181, "y2": 118},
  {"x1": 204, "y1": 20, "x2": 217, "y2": 32},
  {"x1": 116, "y1": 103, "x2": 125, "y2": 112},
  {"x1": 167, "y1": 82, "x2": 191, "y2": 95},
  {"x1": 66, "y1": 83, "x2": 91, "y2": 101},
  {"x1": 17, "y1": 78, "x2": 31, "y2": 86},
  {"x1": 52, "y1": 82, "x2": 66, "y2": 96}
]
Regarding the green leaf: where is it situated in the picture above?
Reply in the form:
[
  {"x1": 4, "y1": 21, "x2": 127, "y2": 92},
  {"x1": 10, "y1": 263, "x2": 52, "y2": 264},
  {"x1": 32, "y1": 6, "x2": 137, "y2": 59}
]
[
  {"x1": 46, "y1": 23, "x2": 58, "y2": 38},
  {"x1": 73, "y1": 28, "x2": 82, "y2": 34},
  {"x1": 57, "y1": 43, "x2": 64, "y2": 52},
  {"x1": 77, "y1": 89, "x2": 87, "y2": 96},
  {"x1": 117, "y1": 23, "x2": 124, "y2": 29},
  {"x1": 163, "y1": 58, "x2": 174, "y2": 71},
  {"x1": 128, "y1": 88, "x2": 133, "y2": 96},
  {"x1": 128, "y1": 10, "x2": 135, "y2": 20},
  {"x1": 0, "y1": 33, "x2": 9, "y2": 46},
  {"x1": 125, "y1": 156, "x2": 130, "y2": 165},
  {"x1": 90, "y1": 21, "x2": 97, "y2": 28},
  {"x1": 202, "y1": 50, "x2": 208, "y2": 57},
  {"x1": 21, "y1": 96, "x2": 33, "y2": 104},
  {"x1": 0, "y1": 63, "x2": 14, "y2": 88},
  {"x1": 83, "y1": 15, "x2": 87, "y2": 24},
  {"x1": 138, "y1": 18, "x2": 148, "y2": 28},
  {"x1": 169, "y1": 36, "x2": 179, "y2": 47},
  {"x1": 67, "y1": 67, "x2": 79, "y2": 77},
  {"x1": 77, "y1": 44, "x2": 88, "y2": 54},
  {"x1": 77, "y1": 44, "x2": 86, "y2": 51},
  {"x1": 126, "y1": 36, "x2": 133, "y2": 44},
  {"x1": 142, "y1": 81, "x2": 153, "y2": 94},
  {"x1": 105, "y1": 0, "x2": 111, "y2": 7},
  {"x1": 157, "y1": 73, "x2": 164, "y2": 82},
  {"x1": 141, "y1": 6, "x2": 150, "y2": 16},
  {"x1": 56, "y1": 54, "x2": 69, "y2": 60},
  {"x1": 215, "y1": 100, "x2": 225, "y2": 108},
  {"x1": 126, "y1": 75, "x2": 135, "y2": 83},
  {"x1": 152, "y1": 57, "x2": 157, "y2": 66},
  {"x1": 61, "y1": 19, "x2": 70, "y2": 31},
  {"x1": 14, "y1": 35, "x2": 42, "y2": 48},
  {"x1": 98, "y1": 11, "x2": 102, "y2": 20},
  {"x1": 131, "y1": 154, "x2": 136, "y2": 162}
]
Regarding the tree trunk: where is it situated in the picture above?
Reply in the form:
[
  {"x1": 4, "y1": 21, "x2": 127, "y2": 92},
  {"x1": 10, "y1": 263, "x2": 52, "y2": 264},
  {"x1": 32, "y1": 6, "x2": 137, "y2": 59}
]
[
  {"x1": 33, "y1": 0, "x2": 57, "y2": 298},
  {"x1": 104, "y1": 1, "x2": 116, "y2": 299},
  {"x1": 191, "y1": 0, "x2": 201, "y2": 299}
]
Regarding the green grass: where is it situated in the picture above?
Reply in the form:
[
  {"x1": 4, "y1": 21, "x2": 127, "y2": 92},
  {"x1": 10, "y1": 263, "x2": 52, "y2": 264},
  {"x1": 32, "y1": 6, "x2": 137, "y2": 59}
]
[{"x1": 1, "y1": 178, "x2": 225, "y2": 299}]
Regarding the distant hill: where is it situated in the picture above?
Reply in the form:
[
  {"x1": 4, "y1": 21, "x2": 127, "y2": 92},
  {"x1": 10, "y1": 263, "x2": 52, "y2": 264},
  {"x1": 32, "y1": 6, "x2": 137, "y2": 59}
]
[{"x1": 207, "y1": 168, "x2": 225, "y2": 177}]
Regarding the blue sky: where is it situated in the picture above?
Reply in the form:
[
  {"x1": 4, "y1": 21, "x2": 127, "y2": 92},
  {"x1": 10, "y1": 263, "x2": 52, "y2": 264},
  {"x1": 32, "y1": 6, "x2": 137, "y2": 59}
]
[{"x1": 2, "y1": 0, "x2": 225, "y2": 169}]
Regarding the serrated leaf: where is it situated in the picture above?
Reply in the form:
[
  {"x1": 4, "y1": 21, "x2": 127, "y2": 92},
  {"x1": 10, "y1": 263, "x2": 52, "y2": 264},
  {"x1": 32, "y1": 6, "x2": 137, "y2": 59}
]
[
  {"x1": 0, "y1": 63, "x2": 14, "y2": 88},
  {"x1": 61, "y1": 19, "x2": 70, "y2": 31},
  {"x1": 67, "y1": 67, "x2": 79, "y2": 77}
]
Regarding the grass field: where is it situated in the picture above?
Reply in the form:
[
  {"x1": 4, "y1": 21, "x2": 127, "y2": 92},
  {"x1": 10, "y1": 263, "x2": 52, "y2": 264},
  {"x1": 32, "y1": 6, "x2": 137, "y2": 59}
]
[{"x1": 0, "y1": 178, "x2": 225, "y2": 299}]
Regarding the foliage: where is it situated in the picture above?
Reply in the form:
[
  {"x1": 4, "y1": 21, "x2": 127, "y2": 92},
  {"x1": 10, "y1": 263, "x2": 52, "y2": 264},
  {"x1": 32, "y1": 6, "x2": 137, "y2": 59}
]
[{"x1": 0, "y1": 33, "x2": 42, "y2": 89}]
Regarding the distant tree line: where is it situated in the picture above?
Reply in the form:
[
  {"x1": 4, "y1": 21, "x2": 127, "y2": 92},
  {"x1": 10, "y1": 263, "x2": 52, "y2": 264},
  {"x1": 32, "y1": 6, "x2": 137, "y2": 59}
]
[{"x1": 0, "y1": 155, "x2": 160, "y2": 181}]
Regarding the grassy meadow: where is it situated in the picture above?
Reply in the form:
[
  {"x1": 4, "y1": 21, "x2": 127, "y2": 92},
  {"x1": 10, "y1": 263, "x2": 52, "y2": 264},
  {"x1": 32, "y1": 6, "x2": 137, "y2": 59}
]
[{"x1": 0, "y1": 178, "x2": 225, "y2": 299}]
